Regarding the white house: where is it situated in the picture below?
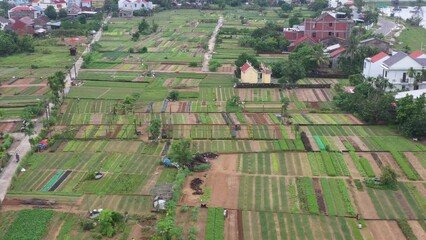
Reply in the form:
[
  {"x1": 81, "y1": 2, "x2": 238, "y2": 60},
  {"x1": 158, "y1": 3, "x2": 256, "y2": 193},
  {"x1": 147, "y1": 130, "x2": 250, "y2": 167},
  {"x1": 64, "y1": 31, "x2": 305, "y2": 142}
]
[
  {"x1": 362, "y1": 51, "x2": 390, "y2": 78},
  {"x1": 118, "y1": 0, "x2": 154, "y2": 11},
  {"x1": 362, "y1": 51, "x2": 426, "y2": 91},
  {"x1": 31, "y1": 0, "x2": 68, "y2": 11}
]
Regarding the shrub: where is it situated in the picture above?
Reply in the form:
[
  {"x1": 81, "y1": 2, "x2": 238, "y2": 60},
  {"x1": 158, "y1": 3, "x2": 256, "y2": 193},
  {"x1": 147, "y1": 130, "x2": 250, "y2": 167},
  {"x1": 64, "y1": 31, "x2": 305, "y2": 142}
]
[
  {"x1": 209, "y1": 60, "x2": 221, "y2": 72},
  {"x1": 189, "y1": 62, "x2": 198, "y2": 67},
  {"x1": 128, "y1": 48, "x2": 134, "y2": 53},
  {"x1": 193, "y1": 163, "x2": 211, "y2": 172}
]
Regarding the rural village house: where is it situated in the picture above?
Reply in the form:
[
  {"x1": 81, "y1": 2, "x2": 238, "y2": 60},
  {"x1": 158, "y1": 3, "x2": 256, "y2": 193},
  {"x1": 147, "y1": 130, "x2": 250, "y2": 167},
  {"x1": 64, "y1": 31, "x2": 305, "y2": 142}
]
[
  {"x1": 363, "y1": 51, "x2": 426, "y2": 90},
  {"x1": 283, "y1": 11, "x2": 353, "y2": 50},
  {"x1": 8, "y1": 6, "x2": 41, "y2": 19},
  {"x1": 240, "y1": 61, "x2": 272, "y2": 84},
  {"x1": 0, "y1": 16, "x2": 11, "y2": 30}
]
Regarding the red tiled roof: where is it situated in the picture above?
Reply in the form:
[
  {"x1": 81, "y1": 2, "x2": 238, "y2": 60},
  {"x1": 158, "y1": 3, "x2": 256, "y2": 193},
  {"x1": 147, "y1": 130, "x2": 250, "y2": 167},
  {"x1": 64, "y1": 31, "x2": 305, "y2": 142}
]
[
  {"x1": 370, "y1": 51, "x2": 389, "y2": 63},
  {"x1": 330, "y1": 47, "x2": 345, "y2": 58},
  {"x1": 82, "y1": 0, "x2": 91, "y2": 2},
  {"x1": 409, "y1": 51, "x2": 425, "y2": 59},
  {"x1": 293, "y1": 35, "x2": 317, "y2": 46},
  {"x1": 9, "y1": 6, "x2": 36, "y2": 12},
  {"x1": 240, "y1": 63, "x2": 252, "y2": 73}
]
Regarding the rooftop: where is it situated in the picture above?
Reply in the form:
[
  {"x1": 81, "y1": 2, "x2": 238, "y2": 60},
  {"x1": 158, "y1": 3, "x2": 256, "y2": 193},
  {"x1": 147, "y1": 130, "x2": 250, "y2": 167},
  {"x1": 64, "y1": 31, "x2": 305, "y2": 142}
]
[
  {"x1": 370, "y1": 52, "x2": 389, "y2": 63},
  {"x1": 382, "y1": 51, "x2": 407, "y2": 67}
]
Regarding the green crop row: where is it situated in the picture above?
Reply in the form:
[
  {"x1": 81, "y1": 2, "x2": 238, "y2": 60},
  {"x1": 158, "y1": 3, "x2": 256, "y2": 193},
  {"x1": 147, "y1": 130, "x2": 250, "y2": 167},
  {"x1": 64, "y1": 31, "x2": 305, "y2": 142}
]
[
  {"x1": 359, "y1": 157, "x2": 375, "y2": 177},
  {"x1": 349, "y1": 151, "x2": 367, "y2": 177},
  {"x1": 296, "y1": 177, "x2": 320, "y2": 214},
  {"x1": 321, "y1": 151, "x2": 336, "y2": 176},
  {"x1": 390, "y1": 151, "x2": 421, "y2": 180},
  {"x1": 205, "y1": 207, "x2": 224, "y2": 240},
  {"x1": 336, "y1": 179, "x2": 356, "y2": 216}
]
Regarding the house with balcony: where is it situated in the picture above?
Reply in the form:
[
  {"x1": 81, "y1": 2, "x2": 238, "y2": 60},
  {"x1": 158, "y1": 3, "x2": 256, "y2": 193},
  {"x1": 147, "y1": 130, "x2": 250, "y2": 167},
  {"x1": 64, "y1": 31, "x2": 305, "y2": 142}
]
[{"x1": 363, "y1": 51, "x2": 426, "y2": 90}]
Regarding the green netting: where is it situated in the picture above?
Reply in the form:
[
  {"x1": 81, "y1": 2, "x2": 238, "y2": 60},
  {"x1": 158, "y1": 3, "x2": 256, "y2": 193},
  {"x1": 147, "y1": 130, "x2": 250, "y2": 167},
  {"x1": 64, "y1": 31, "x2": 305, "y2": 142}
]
[
  {"x1": 42, "y1": 170, "x2": 64, "y2": 192},
  {"x1": 313, "y1": 135, "x2": 326, "y2": 151}
]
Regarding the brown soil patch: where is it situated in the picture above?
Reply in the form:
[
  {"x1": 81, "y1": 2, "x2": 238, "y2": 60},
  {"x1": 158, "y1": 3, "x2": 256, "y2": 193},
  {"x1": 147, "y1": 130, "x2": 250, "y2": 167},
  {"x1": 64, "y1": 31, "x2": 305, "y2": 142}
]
[
  {"x1": 0, "y1": 122, "x2": 18, "y2": 133},
  {"x1": 404, "y1": 152, "x2": 426, "y2": 179},
  {"x1": 89, "y1": 114, "x2": 103, "y2": 124},
  {"x1": 33, "y1": 86, "x2": 48, "y2": 95},
  {"x1": 207, "y1": 172, "x2": 240, "y2": 209},
  {"x1": 342, "y1": 153, "x2": 361, "y2": 177},
  {"x1": 408, "y1": 220, "x2": 426, "y2": 239},
  {"x1": 352, "y1": 189, "x2": 379, "y2": 219},
  {"x1": 10, "y1": 78, "x2": 34, "y2": 85},
  {"x1": 196, "y1": 208, "x2": 208, "y2": 239},
  {"x1": 345, "y1": 114, "x2": 364, "y2": 124},
  {"x1": 224, "y1": 209, "x2": 239, "y2": 240},
  {"x1": 394, "y1": 192, "x2": 415, "y2": 219},
  {"x1": 313, "y1": 178, "x2": 327, "y2": 214},
  {"x1": 366, "y1": 220, "x2": 406, "y2": 240}
]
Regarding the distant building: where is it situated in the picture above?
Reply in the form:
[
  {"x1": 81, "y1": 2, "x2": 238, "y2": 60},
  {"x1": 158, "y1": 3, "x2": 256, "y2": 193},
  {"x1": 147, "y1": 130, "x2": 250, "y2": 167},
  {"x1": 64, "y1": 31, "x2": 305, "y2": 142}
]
[
  {"x1": 359, "y1": 38, "x2": 390, "y2": 53},
  {"x1": 8, "y1": 6, "x2": 40, "y2": 19},
  {"x1": 240, "y1": 61, "x2": 272, "y2": 84},
  {"x1": 118, "y1": 0, "x2": 154, "y2": 11},
  {"x1": 283, "y1": 11, "x2": 353, "y2": 46},
  {"x1": 31, "y1": 0, "x2": 68, "y2": 11},
  {"x1": 363, "y1": 51, "x2": 426, "y2": 90},
  {"x1": 287, "y1": 35, "x2": 317, "y2": 52},
  {"x1": 9, "y1": 16, "x2": 34, "y2": 34},
  {"x1": 362, "y1": 51, "x2": 390, "y2": 78},
  {"x1": 0, "y1": 17, "x2": 11, "y2": 30}
]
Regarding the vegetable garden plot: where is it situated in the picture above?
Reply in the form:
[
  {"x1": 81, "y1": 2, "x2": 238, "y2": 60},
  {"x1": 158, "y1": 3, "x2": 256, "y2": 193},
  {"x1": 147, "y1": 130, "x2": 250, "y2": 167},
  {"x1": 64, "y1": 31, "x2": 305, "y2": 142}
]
[
  {"x1": 205, "y1": 207, "x2": 225, "y2": 240},
  {"x1": 361, "y1": 183, "x2": 426, "y2": 220},
  {"x1": 191, "y1": 140, "x2": 277, "y2": 153},
  {"x1": 190, "y1": 101, "x2": 220, "y2": 112},
  {"x1": 286, "y1": 88, "x2": 335, "y2": 102},
  {"x1": 244, "y1": 113, "x2": 275, "y2": 124},
  {"x1": 199, "y1": 87, "x2": 234, "y2": 101},
  {"x1": 297, "y1": 78, "x2": 340, "y2": 85},
  {"x1": 76, "y1": 173, "x2": 147, "y2": 194},
  {"x1": 236, "y1": 88, "x2": 281, "y2": 102},
  {"x1": 308, "y1": 152, "x2": 350, "y2": 177},
  {"x1": 63, "y1": 99, "x2": 118, "y2": 114},
  {"x1": 2, "y1": 209, "x2": 54, "y2": 240},
  {"x1": 291, "y1": 114, "x2": 361, "y2": 125},
  {"x1": 79, "y1": 194, "x2": 152, "y2": 214},
  {"x1": 238, "y1": 176, "x2": 355, "y2": 216},
  {"x1": 243, "y1": 103, "x2": 283, "y2": 112},
  {"x1": 242, "y1": 211, "x2": 363, "y2": 240},
  {"x1": 237, "y1": 152, "x2": 311, "y2": 176}
]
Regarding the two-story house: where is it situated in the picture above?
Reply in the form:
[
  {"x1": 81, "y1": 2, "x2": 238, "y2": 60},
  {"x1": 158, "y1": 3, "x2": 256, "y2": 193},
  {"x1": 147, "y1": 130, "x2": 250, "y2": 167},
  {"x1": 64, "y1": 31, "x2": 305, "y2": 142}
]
[
  {"x1": 8, "y1": 6, "x2": 40, "y2": 19},
  {"x1": 118, "y1": 0, "x2": 154, "y2": 11},
  {"x1": 363, "y1": 51, "x2": 426, "y2": 90},
  {"x1": 283, "y1": 11, "x2": 353, "y2": 47},
  {"x1": 240, "y1": 62, "x2": 272, "y2": 84}
]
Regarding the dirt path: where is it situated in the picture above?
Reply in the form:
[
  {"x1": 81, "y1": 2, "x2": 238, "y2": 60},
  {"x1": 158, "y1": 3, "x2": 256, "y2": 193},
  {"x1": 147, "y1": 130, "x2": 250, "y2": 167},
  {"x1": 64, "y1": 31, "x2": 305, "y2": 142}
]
[
  {"x1": 1, "y1": 83, "x2": 47, "y2": 88},
  {"x1": 408, "y1": 220, "x2": 426, "y2": 239},
  {"x1": 202, "y1": 16, "x2": 224, "y2": 72},
  {"x1": 367, "y1": 220, "x2": 406, "y2": 240},
  {"x1": 141, "y1": 166, "x2": 161, "y2": 195}
]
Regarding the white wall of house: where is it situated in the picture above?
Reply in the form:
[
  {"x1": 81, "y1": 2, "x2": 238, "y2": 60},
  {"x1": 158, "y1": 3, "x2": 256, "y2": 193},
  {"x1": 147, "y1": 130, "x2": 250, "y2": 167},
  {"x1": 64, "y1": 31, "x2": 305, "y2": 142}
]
[
  {"x1": 118, "y1": 0, "x2": 153, "y2": 10},
  {"x1": 362, "y1": 58, "x2": 389, "y2": 78},
  {"x1": 382, "y1": 57, "x2": 423, "y2": 90}
]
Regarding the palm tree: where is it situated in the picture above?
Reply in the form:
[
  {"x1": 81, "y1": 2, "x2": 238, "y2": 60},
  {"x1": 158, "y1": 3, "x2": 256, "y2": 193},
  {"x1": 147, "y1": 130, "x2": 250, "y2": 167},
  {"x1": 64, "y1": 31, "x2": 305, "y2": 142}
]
[{"x1": 311, "y1": 46, "x2": 330, "y2": 69}]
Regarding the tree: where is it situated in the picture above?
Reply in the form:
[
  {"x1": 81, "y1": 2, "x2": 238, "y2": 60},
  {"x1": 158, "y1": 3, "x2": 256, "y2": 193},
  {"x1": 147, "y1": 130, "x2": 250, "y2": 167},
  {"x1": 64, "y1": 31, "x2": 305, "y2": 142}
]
[
  {"x1": 131, "y1": 32, "x2": 140, "y2": 41},
  {"x1": 149, "y1": 119, "x2": 162, "y2": 140},
  {"x1": 289, "y1": 43, "x2": 318, "y2": 72},
  {"x1": 58, "y1": 9, "x2": 67, "y2": 19},
  {"x1": 279, "y1": 60, "x2": 306, "y2": 83},
  {"x1": 308, "y1": 0, "x2": 328, "y2": 12},
  {"x1": 47, "y1": 71, "x2": 66, "y2": 103},
  {"x1": 310, "y1": 45, "x2": 330, "y2": 69},
  {"x1": 168, "y1": 90, "x2": 179, "y2": 101},
  {"x1": 354, "y1": 0, "x2": 365, "y2": 12},
  {"x1": 281, "y1": 2, "x2": 293, "y2": 12},
  {"x1": 45, "y1": 6, "x2": 57, "y2": 20},
  {"x1": 396, "y1": 93, "x2": 426, "y2": 137},
  {"x1": 99, "y1": 210, "x2": 123, "y2": 237},
  {"x1": 380, "y1": 165, "x2": 398, "y2": 186},
  {"x1": 288, "y1": 15, "x2": 300, "y2": 27},
  {"x1": 78, "y1": 14, "x2": 87, "y2": 24},
  {"x1": 209, "y1": 60, "x2": 222, "y2": 72},
  {"x1": 168, "y1": 139, "x2": 192, "y2": 166},
  {"x1": 151, "y1": 20, "x2": 159, "y2": 32},
  {"x1": 235, "y1": 53, "x2": 259, "y2": 78},
  {"x1": 280, "y1": 96, "x2": 290, "y2": 120},
  {"x1": 138, "y1": 19, "x2": 150, "y2": 33}
]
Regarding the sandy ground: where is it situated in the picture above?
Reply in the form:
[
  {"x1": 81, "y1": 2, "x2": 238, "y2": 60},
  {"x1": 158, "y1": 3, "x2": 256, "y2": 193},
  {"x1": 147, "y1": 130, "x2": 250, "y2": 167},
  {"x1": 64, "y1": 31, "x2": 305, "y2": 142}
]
[{"x1": 366, "y1": 220, "x2": 406, "y2": 240}]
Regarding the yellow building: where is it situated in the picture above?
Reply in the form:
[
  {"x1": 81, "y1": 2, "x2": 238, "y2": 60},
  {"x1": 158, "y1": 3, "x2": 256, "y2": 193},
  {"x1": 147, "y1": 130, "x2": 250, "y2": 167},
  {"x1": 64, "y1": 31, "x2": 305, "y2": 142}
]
[{"x1": 240, "y1": 61, "x2": 271, "y2": 84}]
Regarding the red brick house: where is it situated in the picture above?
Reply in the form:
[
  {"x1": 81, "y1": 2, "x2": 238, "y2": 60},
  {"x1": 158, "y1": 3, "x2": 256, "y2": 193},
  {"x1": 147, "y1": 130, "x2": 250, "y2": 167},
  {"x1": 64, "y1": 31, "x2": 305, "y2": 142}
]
[
  {"x1": 287, "y1": 35, "x2": 318, "y2": 52},
  {"x1": 8, "y1": 6, "x2": 40, "y2": 20},
  {"x1": 284, "y1": 11, "x2": 353, "y2": 46},
  {"x1": 10, "y1": 17, "x2": 34, "y2": 35}
]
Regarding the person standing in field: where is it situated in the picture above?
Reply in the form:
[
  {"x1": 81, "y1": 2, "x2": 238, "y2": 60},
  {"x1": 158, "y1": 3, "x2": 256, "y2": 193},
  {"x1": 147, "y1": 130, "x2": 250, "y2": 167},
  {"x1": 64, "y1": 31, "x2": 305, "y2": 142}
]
[{"x1": 15, "y1": 152, "x2": 20, "y2": 163}]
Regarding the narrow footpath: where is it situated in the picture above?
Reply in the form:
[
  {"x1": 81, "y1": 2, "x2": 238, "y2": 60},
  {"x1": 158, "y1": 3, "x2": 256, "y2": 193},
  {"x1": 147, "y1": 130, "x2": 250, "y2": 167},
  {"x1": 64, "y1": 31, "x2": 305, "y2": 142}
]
[
  {"x1": 202, "y1": 16, "x2": 224, "y2": 72},
  {"x1": 0, "y1": 15, "x2": 111, "y2": 203}
]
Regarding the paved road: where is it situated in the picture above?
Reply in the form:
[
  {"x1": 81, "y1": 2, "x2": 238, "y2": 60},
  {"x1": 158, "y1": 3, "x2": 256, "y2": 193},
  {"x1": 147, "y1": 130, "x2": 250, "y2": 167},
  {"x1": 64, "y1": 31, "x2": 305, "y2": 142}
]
[
  {"x1": 65, "y1": 15, "x2": 111, "y2": 95},
  {"x1": 375, "y1": 17, "x2": 397, "y2": 36},
  {"x1": 202, "y1": 16, "x2": 223, "y2": 72},
  {"x1": 0, "y1": 119, "x2": 43, "y2": 203},
  {"x1": 0, "y1": 15, "x2": 111, "y2": 203}
]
